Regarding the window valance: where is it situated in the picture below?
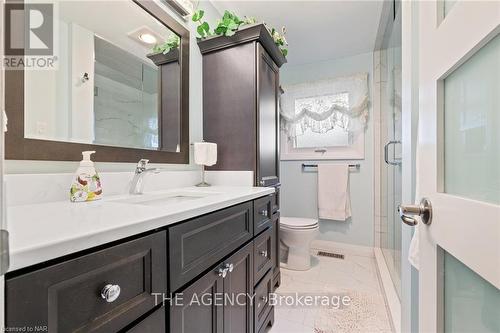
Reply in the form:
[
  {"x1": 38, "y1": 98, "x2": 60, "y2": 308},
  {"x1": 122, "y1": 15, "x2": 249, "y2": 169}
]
[{"x1": 280, "y1": 73, "x2": 370, "y2": 140}]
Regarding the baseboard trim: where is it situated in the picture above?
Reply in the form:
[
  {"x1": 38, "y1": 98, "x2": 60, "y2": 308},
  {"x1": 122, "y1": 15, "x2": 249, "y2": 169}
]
[
  {"x1": 374, "y1": 247, "x2": 401, "y2": 333},
  {"x1": 310, "y1": 240, "x2": 374, "y2": 257}
]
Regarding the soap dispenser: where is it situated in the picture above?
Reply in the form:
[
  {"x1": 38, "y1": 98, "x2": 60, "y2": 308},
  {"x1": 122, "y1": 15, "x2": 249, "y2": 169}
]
[{"x1": 70, "y1": 151, "x2": 102, "y2": 202}]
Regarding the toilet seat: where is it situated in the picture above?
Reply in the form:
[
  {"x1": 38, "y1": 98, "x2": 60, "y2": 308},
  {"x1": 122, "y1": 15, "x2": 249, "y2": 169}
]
[{"x1": 280, "y1": 217, "x2": 318, "y2": 230}]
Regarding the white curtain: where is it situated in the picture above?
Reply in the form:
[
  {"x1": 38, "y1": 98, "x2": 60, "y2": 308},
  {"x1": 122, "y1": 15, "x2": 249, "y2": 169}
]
[{"x1": 280, "y1": 73, "x2": 370, "y2": 140}]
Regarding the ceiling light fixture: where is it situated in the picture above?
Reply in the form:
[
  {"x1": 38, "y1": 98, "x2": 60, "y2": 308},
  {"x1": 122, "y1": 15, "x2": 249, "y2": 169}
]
[
  {"x1": 165, "y1": 0, "x2": 194, "y2": 17},
  {"x1": 139, "y1": 33, "x2": 157, "y2": 44}
]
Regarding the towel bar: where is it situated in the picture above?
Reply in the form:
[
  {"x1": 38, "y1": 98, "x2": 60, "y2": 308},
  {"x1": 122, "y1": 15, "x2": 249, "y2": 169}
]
[{"x1": 301, "y1": 163, "x2": 360, "y2": 172}]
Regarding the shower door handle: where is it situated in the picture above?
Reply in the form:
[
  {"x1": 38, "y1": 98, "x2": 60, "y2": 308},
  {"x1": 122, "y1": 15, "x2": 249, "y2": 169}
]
[{"x1": 384, "y1": 140, "x2": 402, "y2": 166}]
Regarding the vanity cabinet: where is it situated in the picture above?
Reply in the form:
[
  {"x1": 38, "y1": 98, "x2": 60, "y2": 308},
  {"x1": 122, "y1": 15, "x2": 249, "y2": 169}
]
[
  {"x1": 199, "y1": 24, "x2": 286, "y2": 188},
  {"x1": 5, "y1": 194, "x2": 277, "y2": 333}
]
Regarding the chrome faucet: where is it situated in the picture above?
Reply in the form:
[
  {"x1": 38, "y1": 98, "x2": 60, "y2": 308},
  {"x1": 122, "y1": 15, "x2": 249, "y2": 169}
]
[{"x1": 130, "y1": 159, "x2": 160, "y2": 195}]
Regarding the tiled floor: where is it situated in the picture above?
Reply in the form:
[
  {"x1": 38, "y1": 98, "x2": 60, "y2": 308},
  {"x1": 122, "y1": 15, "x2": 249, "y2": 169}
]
[{"x1": 267, "y1": 254, "x2": 394, "y2": 333}]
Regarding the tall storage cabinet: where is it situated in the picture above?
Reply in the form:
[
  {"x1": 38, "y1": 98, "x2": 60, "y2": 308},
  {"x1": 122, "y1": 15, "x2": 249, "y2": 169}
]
[
  {"x1": 199, "y1": 23, "x2": 286, "y2": 188},
  {"x1": 199, "y1": 23, "x2": 286, "y2": 331}
]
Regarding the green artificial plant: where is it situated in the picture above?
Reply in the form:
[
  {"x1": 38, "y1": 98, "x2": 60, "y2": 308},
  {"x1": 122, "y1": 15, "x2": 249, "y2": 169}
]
[
  {"x1": 152, "y1": 34, "x2": 180, "y2": 55},
  {"x1": 191, "y1": 9, "x2": 288, "y2": 57}
]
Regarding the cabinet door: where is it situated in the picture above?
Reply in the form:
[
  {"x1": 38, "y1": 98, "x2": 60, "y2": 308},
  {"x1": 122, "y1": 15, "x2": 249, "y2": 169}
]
[
  {"x1": 126, "y1": 307, "x2": 165, "y2": 333},
  {"x1": 223, "y1": 242, "x2": 254, "y2": 333},
  {"x1": 257, "y1": 43, "x2": 279, "y2": 187},
  {"x1": 203, "y1": 42, "x2": 257, "y2": 172},
  {"x1": 170, "y1": 267, "x2": 224, "y2": 333}
]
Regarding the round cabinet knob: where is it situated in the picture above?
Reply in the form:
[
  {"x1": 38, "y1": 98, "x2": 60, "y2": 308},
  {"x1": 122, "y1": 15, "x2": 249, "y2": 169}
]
[
  {"x1": 217, "y1": 267, "x2": 228, "y2": 278},
  {"x1": 224, "y1": 263, "x2": 234, "y2": 273},
  {"x1": 101, "y1": 284, "x2": 121, "y2": 303},
  {"x1": 225, "y1": 264, "x2": 234, "y2": 273},
  {"x1": 259, "y1": 210, "x2": 268, "y2": 216},
  {"x1": 260, "y1": 250, "x2": 268, "y2": 257}
]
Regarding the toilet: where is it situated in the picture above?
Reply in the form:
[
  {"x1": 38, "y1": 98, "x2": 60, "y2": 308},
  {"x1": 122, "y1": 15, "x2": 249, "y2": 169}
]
[{"x1": 280, "y1": 217, "x2": 319, "y2": 271}]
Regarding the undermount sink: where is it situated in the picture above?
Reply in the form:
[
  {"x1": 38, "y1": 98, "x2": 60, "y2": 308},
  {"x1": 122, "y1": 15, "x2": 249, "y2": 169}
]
[{"x1": 114, "y1": 191, "x2": 220, "y2": 207}]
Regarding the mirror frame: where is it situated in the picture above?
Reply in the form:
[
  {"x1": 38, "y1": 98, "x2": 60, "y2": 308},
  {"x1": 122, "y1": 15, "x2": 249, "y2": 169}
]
[{"x1": 5, "y1": 0, "x2": 190, "y2": 164}]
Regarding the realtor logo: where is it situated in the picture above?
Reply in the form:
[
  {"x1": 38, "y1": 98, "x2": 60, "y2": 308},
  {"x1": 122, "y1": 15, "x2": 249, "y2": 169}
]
[{"x1": 4, "y1": 2, "x2": 57, "y2": 69}]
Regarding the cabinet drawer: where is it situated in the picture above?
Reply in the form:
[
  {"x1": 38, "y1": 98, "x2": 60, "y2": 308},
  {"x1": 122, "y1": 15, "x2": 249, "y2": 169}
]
[
  {"x1": 254, "y1": 226, "x2": 273, "y2": 284},
  {"x1": 6, "y1": 232, "x2": 167, "y2": 333},
  {"x1": 127, "y1": 307, "x2": 165, "y2": 333},
  {"x1": 254, "y1": 195, "x2": 272, "y2": 235},
  {"x1": 169, "y1": 201, "x2": 253, "y2": 291},
  {"x1": 254, "y1": 269, "x2": 273, "y2": 332}
]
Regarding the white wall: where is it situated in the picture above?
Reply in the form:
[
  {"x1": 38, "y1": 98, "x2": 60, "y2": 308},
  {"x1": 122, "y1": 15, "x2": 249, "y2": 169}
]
[
  {"x1": 280, "y1": 51, "x2": 375, "y2": 247},
  {"x1": 6, "y1": 0, "x2": 221, "y2": 174}
]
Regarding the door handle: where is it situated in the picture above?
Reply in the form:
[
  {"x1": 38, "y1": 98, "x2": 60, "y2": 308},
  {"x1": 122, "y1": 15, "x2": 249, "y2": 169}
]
[
  {"x1": 384, "y1": 140, "x2": 402, "y2": 166},
  {"x1": 398, "y1": 198, "x2": 432, "y2": 226}
]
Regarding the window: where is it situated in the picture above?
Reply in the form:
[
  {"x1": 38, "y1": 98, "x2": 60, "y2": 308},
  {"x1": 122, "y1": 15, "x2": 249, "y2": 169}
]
[
  {"x1": 280, "y1": 74, "x2": 369, "y2": 160},
  {"x1": 293, "y1": 93, "x2": 350, "y2": 149}
]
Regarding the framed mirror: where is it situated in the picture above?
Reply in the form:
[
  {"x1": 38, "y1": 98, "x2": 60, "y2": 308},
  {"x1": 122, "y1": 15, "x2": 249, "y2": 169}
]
[{"x1": 5, "y1": 0, "x2": 190, "y2": 163}]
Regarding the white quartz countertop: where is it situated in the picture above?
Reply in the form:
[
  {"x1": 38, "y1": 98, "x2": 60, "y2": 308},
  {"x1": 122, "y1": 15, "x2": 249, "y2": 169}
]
[{"x1": 7, "y1": 186, "x2": 274, "y2": 272}]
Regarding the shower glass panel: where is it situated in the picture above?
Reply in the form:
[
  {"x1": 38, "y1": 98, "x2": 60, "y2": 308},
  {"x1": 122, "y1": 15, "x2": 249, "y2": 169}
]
[
  {"x1": 379, "y1": 1, "x2": 402, "y2": 298},
  {"x1": 94, "y1": 36, "x2": 159, "y2": 149}
]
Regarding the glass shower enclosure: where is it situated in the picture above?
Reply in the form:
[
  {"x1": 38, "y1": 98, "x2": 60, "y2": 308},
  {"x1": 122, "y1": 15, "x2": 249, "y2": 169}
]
[{"x1": 378, "y1": 1, "x2": 402, "y2": 298}]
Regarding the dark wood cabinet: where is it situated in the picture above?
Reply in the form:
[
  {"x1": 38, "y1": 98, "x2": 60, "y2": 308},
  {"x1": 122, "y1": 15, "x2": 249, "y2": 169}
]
[
  {"x1": 170, "y1": 242, "x2": 254, "y2": 333},
  {"x1": 257, "y1": 43, "x2": 280, "y2": 187},
  {"x1": 169, "y1": 202, "x2": 253, "y2": 291},
  {"x1": 223, "y1": 242, "x2": 254, "y2": 333},
  {"x1": 170, "y1": 264, "x2": 224, "y2": 333},
  {"x1": 199, "y1": 25, "x2": 283, "y2": 297},
  {"x1": 199, "y1": 24, "x2": 285, "y2": 188},
  {"x1": 5, "y1": 232, "x2": 167, "y2": 333}
]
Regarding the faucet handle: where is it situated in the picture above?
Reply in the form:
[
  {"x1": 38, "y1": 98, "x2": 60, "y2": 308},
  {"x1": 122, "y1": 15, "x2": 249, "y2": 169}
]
[{"x1": 136, "y1": 159, "x2": 149, "y2": 172}]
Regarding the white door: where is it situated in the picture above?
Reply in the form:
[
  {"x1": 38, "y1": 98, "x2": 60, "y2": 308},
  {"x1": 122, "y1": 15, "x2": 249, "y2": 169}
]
[
  {"x1": 0, "y1": 0, "x2": 6, "y2": 328},
  {"x1": 408, "y1": 1, "x2": 500, "y2": 332}
]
